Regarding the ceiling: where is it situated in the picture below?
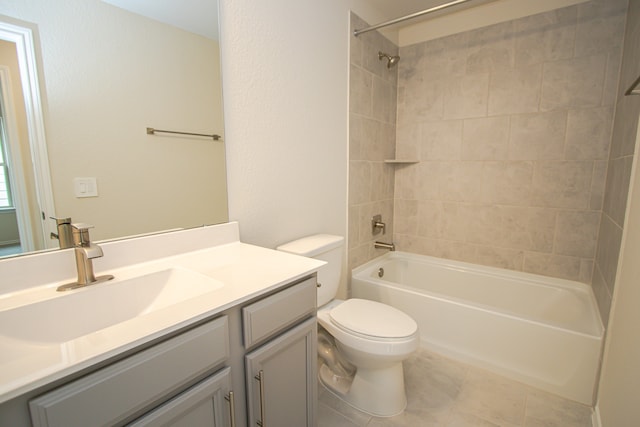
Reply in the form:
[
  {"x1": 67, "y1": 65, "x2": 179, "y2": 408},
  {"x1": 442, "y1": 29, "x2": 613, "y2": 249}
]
[
  {"x1": 100, "y1": 0, "x2": 219, "y2": 40},
  {"x1": 99, "y1": 0, "x2": 482, "y2": 42}
]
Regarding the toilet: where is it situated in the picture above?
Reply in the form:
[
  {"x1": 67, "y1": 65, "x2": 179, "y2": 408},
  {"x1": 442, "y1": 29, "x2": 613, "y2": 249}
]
[{"x1": 277, "y1": 234, "x2": 419, "y2": 417}]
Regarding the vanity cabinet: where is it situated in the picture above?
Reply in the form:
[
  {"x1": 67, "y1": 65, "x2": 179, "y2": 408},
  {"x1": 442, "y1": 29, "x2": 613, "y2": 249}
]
[
  {"x1": 29, "y1": 316, "x2": 231, "y2": 427},
  {"x1": 128, "y1": 367, "x2": 232, "y2": 427},
  {"x1": 242, "y1": 277, "x2": 317, "y2": 427},
  {"x1": 245, "y1": 318, "x2": 316, "y2": 427},
  {"x1": 4, "y1": 275, "x2": 317, "y2": 427}
]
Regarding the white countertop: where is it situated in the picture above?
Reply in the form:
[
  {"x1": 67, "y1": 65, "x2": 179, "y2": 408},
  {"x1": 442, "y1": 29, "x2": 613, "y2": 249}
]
[{"x1": 0, "y1": 223, "x2": 324, "y2": 403}]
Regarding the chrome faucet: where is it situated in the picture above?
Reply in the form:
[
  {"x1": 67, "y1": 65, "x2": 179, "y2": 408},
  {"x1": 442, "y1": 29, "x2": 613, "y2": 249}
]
[
  {"x1": 57, "y1": 223, "x2": 114, "y2": 291},
  {"x1": 374, "y1": 241, "x2": 395, "y2": 251}
]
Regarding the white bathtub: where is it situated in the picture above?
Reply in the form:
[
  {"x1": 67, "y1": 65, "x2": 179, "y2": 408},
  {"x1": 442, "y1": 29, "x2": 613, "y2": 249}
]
[{"x1": 351, "y1": 252, "x2": 604, "y2": 405}]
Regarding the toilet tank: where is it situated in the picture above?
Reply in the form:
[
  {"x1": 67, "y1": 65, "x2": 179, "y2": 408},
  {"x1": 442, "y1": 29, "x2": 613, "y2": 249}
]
[{"x1": 277, "y1": 234, "x2": 344, "y2": 306}]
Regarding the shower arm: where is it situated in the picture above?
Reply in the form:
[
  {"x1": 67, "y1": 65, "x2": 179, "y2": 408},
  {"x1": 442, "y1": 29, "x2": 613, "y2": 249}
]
[{"x1": 353, "y1": 0, "x2": 474, "y2": 37}]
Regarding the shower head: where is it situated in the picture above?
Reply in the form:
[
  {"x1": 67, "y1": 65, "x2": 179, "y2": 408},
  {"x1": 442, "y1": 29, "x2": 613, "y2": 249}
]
[{"x1": 378, "y1": 51, "x2": 400, "y2": 68}]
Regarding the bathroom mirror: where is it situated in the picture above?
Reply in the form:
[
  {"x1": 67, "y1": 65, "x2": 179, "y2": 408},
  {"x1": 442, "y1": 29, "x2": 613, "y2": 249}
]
[{"x1": 0, "y1": 0, "x2": 227, "y2": 258}]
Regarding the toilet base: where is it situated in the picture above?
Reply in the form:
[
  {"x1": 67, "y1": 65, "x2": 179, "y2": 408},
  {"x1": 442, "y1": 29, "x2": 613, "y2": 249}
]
[{"x1": 319, "y1": 362, "x2": 407, "y2": 417}]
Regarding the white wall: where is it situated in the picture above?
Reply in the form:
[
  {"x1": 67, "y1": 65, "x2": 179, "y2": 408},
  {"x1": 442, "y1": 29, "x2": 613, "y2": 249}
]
[
  {"x1": 0, "y1": 0, "x2": 227, "y2": 242},
  {"x1": 219, "y1": 0, "x2": 385, "y2": 250}
]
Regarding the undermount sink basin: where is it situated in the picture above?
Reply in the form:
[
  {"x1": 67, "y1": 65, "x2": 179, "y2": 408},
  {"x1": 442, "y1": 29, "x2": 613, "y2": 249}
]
[{"x1": 0, "y1": 267, "x2": 224, "y2": 344}]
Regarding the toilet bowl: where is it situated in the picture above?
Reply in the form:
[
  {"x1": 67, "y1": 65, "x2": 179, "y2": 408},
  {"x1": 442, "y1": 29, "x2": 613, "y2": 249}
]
[
  {"x1": 317, "y1": 299, "x2": 418, "y2": 416},
  {"x1": 277, "y1": 235, "x2": 419, "y2": 417}
]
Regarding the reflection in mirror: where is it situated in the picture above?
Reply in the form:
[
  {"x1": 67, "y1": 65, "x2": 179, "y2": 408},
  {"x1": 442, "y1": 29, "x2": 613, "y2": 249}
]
[{"x1": 0, "y1": 0, "x2": 227, "y2": 259}]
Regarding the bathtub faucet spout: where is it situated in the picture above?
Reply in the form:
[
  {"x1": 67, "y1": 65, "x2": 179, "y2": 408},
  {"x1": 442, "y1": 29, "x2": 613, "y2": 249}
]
[{"x1": 374, "y1": 241, "x2": 395, "y2": 251}]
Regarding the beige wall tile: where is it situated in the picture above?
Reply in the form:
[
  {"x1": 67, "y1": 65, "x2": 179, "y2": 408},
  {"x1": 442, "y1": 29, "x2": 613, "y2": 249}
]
[
  {"x1": 481, "y1": 161, "x2": 533, "y2": 206},
  {"x1": 540, "y1": 54, "x2": 607, "y2": 111},
  {"x1": 466, "y1": 21, "x2": 515, "y2": 74},
  {"x1": 420, "y1": 120, "x2": 463, "y2": 160},
  {"x1": 617, "y1": 96, "x2": 640, "y2": 157},
  {"x1": 394, "y1": 164, "x2": 418, "y2": 200},
  {"x1": 565, "y1": 106, "x2": 613, "y2": 160},
  {"x1": 595, "y1": 214, "x2": 623, "y2": 292},
  {"x1": 394, "y1": 199, "x2": 419, "y2": 235},
  {"x1": 348, "y1": 15, "x2": 398, "y2": 271},
  {"x1": 554, "y1": 210, "x2": 600, "y2": 258},
  {"x1": 474, "y1": 245, "x2": 525, "y2": 271},
  {"x1": 462, "y1": 116, "x2": 510, "y2": 160},
  {"x1": 369, "y1": 162, "x2": 394, "y2": 201},
  {"x1": 421, "y1": 32, "x2": 469, "y2": 82},
  {"x1": 443, "y1": 73, "x2": 490, "y2": 119},
  {"x1": 348, "y1": 161, "x2": 371, "y2": 205},
  {"x1": 349, "y1": 65, "x2": 372, "y2": 116},
  {"x1": 514, "y1": 6, "x2": 577, "y2": 67},
  {"x1": 591, "y1": 264, "x2": 612, "y2": 327},
  {"x1": 438, "y1": 161, "x2": 485, "y2": 202},
  {"x1": 372, "y1": 75, "x2": 396, "y2": 124},
  {"x1": 397, "y1": 78, "x2": 445, "y2": 125},
  {"x1": 349, "y1": 4, "x2": 627, "y2": 286},
  {"x1": 575, "y1": 1, "x2": 627, "y2": 57},
  {"x1": 348, "y1": 204, "x2": 360, "y2": 248},
  {"x1": 349, "y1": 13, "x2": 366, "y2": 68},
  {"x1": 523, "y1": 252, "x2": 582, "y2": 281},
  {"x1": 531, "y1": 161, "x2": 593, "y2": 209},
  {"x1": 466, "y1": 205, "x2": 556, "y2": 252},
  {"x1": 414, "y1": 162, "x2": 441, "y2": 201},
  {"x1": 488, "y1": 64, "x2": 543, "y2": 115},
  {"x1": 396, "y1": 124, "x2": 420, "y2": 159},
  {"x1": 579, "y1": 259, "x2": 594, "y2": 284},
  {"x1": 603, "y1": 48, "x2": 623, "y2": 107},
  {"x1": 509, "y1": 111, "x2": 567, "y2": 160},
  {"x1": 603, "y1": 155, "x2": 634, "y2": 227},
  {"x1": 416, "y1": 201, "x2": 468, "y2": 241},
  {"x1": 590, "y1": 160, "x2": 608, "y2": 210}
]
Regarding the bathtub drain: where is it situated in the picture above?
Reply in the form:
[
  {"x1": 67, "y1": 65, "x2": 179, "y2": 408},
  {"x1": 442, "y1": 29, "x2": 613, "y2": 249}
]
[{"x1": 378, "y1": 268, "x2": 384, "y2": 278}]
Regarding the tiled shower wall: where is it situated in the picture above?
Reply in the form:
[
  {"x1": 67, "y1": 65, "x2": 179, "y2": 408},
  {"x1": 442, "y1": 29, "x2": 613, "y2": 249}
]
[
  {"x1": 392, "y1": 0, "x2": 627, "y2": 283},
  {"x1": 348, "y1": 13, "x2": 398, "y2": 270},
  {"x1": 592, "y1": 0, "x2": 640, "y2": 325}
]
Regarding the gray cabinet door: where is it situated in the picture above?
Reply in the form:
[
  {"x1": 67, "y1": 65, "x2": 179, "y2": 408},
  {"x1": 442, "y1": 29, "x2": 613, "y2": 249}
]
[
  {"x1": 128, "y1": 367, "x2": 233, "y2": 427},
  {"x1": 245, "y1": 317, "x2": 317, "y2": 427}
]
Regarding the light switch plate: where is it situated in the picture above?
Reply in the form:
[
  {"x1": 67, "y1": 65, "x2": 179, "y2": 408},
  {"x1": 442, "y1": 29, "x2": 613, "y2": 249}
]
[{"x1": 74, "y1": 177, "x2": 98, "y2": 198}]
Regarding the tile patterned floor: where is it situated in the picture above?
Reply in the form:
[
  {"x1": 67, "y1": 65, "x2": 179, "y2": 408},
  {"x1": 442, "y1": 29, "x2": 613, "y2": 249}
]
[{"x1": 318, "y1": 348, "x2": 593, "y2": 427}]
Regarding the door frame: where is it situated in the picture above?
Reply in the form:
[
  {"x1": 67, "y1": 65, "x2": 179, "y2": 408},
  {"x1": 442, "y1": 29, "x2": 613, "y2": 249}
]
[{"x1": 0, "y1": 20, "x2": 55, "y2": 250}]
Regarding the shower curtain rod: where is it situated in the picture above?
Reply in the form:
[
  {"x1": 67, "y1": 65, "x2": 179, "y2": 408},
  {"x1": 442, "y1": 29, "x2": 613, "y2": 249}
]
[{"x1": 353, "y1": 0, "x2": 474, "y2": 37}]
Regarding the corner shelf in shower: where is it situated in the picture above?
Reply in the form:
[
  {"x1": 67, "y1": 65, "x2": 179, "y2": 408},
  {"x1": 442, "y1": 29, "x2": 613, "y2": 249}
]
[{"x1": 384, "y1": 159, "x2": 419, "y2": 164}]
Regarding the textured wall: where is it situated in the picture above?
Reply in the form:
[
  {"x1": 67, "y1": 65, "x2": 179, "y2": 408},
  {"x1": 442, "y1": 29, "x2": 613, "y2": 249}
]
[
  {"x1": 348, "y1": 13, "x2": 398, "y2": 271},
  {"x1": 392, "y1": 0, "x2": 627, "y2": 283}
]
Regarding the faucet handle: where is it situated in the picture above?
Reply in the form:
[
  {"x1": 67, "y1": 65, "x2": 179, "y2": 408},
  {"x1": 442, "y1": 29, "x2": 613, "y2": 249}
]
[
  {"x1": 71, "y1": 223, "x2": 95, "y2": 246},
  {"x1": 50, "y1": 216, "x2": 72, "y2": 225},
  {"x1": 71, "y1": 222, "x2": 94, "y2": 231}
]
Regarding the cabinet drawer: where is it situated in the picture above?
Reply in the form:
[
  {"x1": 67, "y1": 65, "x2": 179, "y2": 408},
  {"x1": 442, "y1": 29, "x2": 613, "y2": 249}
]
[
  {"x1": 29, "y1": 316, "x2": 229, "y2": 427},
  {"x1": 243, "y1": 276, "x2": 316, "y2": 348},
  {"x1": 128, "y1": 367, "x2": 232, "y2": 427}
]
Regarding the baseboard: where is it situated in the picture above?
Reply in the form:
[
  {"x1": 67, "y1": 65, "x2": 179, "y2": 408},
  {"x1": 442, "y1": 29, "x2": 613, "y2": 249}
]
[{"x1": 591, "y1": 404, "x2": 602, "y2": 427}]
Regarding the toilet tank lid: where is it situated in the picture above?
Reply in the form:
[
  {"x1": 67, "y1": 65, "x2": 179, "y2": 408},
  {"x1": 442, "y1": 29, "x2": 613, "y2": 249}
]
[{"x1": 277, "y1": 234, "x2": 344, "y2": 257}]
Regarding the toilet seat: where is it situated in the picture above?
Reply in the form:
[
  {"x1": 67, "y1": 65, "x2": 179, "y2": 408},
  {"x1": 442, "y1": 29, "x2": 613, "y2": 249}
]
[{"x1": 329, "y1": 299, "x2": 418, "y2": 340}]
